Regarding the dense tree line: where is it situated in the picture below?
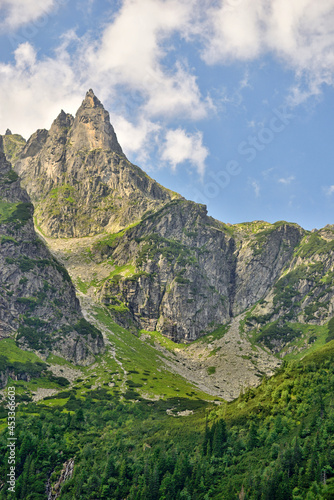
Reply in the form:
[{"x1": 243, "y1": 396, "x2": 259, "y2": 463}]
[{"x1": 1, "y1": 345, "x2": 334, "y2": 499}]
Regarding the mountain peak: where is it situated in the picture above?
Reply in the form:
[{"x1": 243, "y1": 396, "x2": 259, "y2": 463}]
[
  {"x1": 82, "y1": 89, "x2": 104, "y2": 109},
  {"x1": 69, "y1": 90, "x2": 123, "y2": 154},
  {"x1": 13, "y1": 91, "x2": 178, "y2": 237},
  {"x1": 52, "y1": 109, "x2": 74, "y2": 130}
]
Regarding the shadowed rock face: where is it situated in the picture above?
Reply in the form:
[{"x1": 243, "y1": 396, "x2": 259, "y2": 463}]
[
  {"x1": 13, "y1": 90, "x2": 180, "y2": 238},
  {"x1": 0, "y1": 136, "x2": 104, "y2": 363},
  {"x1": 97, "y1": 200, "x2": 305, "y2": 342},
  {"x1": 100, "y1": 208, "x2": 334, "y2": 345}
]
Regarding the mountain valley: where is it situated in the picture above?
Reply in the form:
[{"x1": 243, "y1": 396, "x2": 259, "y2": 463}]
[{"x1": 0, "y1": 91, "x2": 334, "y2": 499}]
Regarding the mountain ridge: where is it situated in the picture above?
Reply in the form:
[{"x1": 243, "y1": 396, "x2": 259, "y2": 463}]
[{"x1": 3, "y1": 90, "x2": 334, "y2": 358}]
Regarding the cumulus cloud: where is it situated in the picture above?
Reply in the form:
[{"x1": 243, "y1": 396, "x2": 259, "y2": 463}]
[
  {"x1": 0, "y1": 0, "x2": 56, "y2": 31},
  {"x1": 111, "y1": 115, "x2": 162, "y2": 165},
  {"x1": 201, "y1": 0, "x2": 334, "y2": 97},
  {"x1": 160, "y1": 129, "x2": 209, "y2": 177},
  {"x1": 202, "y1": 1, "x2": 264, "y2": 63},
  {"x1": 0, "y1": 42, "x2": 83, "y2": 138},
  {"x1": 87, "y1": 0, "x2": 212, "y2": 121},
  {"x1": 14, "y1": 42, "x2": 36, "y2": 68}
]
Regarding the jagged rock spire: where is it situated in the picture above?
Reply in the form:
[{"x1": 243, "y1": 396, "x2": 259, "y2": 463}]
[
  {"x1": 0, "y1": 136, "x2": 8, "y2": 177},
  {"x1": 68, "y1": 89, "x2": 123, "y2": 154},
  {"x1": 81, "y1": 89, "x2": 105, "y2": 109},
  {"x1": 0, "y1": 135, "x2": 30, "y2": 203}
]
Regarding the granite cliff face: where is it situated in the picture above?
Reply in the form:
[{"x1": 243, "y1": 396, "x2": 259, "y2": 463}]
[
  {"x1": 13, "y1": 90, "x2": 180, "y2": 237},
  {"x1": 96, "y1": 201, "x2": 305, "y2": 341},
  {"x1": 98, "y1": 208, "x2": 334, "y2": 348},
  {"x1": 245, "y1": 226, "x2": 334, "y2": 351},
  {"x1": 0, "y1": 136, "x2": 103, "y2": 363}
]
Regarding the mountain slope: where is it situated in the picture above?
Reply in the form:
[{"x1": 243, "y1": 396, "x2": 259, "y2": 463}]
[
  {"x1": 0, "y1": 136, "x2": 104, "y2": 365},
  {"x1": 8, "y1": 90, "x2": 334, "y2": 360},
  {"x1": 1, "y1": 331, "x2": 333, "y2": 499},
  {"x1": 13, "y1": 89, "x2": 180, "y2": 238}
]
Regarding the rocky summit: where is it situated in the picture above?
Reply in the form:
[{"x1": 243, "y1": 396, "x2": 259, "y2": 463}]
[
  {"x1": 0, "y1": 136, "x2": 104, "y2": 365},
  {"x1": 13, "y1": 89, "x2": 180, "y2": 238}
]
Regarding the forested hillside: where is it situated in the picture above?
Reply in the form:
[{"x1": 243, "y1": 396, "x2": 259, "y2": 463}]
[{"x1": 1, "y1": 340, "x2": 333, "y2": 499}]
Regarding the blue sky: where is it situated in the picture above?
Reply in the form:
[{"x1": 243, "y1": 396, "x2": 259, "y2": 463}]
[{"x1": 0, "y1": 0, "x2": 334, "y2": 230}]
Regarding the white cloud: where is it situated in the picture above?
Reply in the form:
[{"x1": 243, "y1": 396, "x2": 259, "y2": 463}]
[
  {"x1": 324, "y1": 185, "x2": 334, "y2": 196},
  {"x1": 143, "y1": 63, "x2": 213, "y2": 120},
  {"x1": 111, "y1": 116, "x2": 159, "y2": 155},
  {"x1": 87, "y1": 0, "x2": 212, "y2": 121},
  {"x1": 0, "y1": 0, "x2": 56, "y2": 31},
  {"x1": 278, "y1": 175, "x2": 295, "y2": 185},
  {"x1": 250, "y1": 179, "x2": 260, "y2": 197},
  {"x1": 111, "y1": 115, "x2": 161, "y2": 165},
  {"x1": 0, "y1": 42, "x2": 84, "y2": 138},
  {"x1": 161, "y1": 128, "x2": 208, "y2": 177},
  {"x1": 14, "y1": 42, "x2": 36, "y2": 68},
  {"x1": 202, "y1": 1, "x2": 264, "y2": 63},
  {"x1": 201, "y1": 0, "x2": 334, "y2": 97}
]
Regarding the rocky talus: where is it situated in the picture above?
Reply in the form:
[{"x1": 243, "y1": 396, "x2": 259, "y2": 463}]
[
  {"x1": 142, "y1": 314, "x2": 280, "y2": 401},
  {"x1": 0, "y1": 136, "x2": 104, "y2": 363}
]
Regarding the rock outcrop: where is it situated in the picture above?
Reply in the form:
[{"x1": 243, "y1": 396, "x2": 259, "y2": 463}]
[
  {"x1": 96, "y1": 201, "x2": 305, "y2": 341},
  {"x1": 0, "y1": 136, "x2": 104, "y2": 363},
  {"x1": 99, "y1": 209, "x2": 334, "y2": 345},
  {"x1": 2, "y1": 132, "x2": 26, "y2": 164},
  {"x1": 245, "y1": 225, "x2": 334, "y2": 349}
]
